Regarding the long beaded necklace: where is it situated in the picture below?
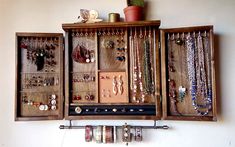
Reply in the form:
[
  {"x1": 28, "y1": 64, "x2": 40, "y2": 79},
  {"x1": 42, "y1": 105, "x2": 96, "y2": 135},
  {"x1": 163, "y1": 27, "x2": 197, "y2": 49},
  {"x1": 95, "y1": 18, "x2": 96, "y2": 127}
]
[
  {"x1": 130, "y1": 28, "x2": 145, "y2": 103},
  {"x1": 168, "y1": 34, "x2": 180, "y2": 115},
  {"x1": 203, "y1": 31, "x2": 212, "y2": 110},
  {"x1": 186, "y1": 33, "x2": 212, "y2": 116},
  {"x1": 149, "y1": 27, "x2": 155, "y2": 94},
  {"x1": 131, "y1": 28, "x2": 138, "y2": 102},
  {"x1": 176, "y1": 33, "x2": 186, "y2": 102},
  {"x1": 136, "y1": 28, "x2": 145, "y2": 102},
  {"x1": 143, "y1": 28, "x2": 153, "y2": 94}
]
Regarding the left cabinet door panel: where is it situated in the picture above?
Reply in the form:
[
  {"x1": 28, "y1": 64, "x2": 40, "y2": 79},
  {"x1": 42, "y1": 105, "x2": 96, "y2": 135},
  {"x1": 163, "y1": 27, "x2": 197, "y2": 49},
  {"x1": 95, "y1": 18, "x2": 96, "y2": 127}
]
[{"x1": 15, "y1": 33, "x2": 64, "y2": 121}]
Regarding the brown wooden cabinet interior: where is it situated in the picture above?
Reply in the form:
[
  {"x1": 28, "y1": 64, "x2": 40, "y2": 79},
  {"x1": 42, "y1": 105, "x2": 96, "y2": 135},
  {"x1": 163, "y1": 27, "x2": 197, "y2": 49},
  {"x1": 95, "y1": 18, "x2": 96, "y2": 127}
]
[
  {"x1": 63, "y1": 20, "x2": 162, "y2": 120},
  {"x1": 161, "y1": 26, "x2": 217, "y2": 121}
]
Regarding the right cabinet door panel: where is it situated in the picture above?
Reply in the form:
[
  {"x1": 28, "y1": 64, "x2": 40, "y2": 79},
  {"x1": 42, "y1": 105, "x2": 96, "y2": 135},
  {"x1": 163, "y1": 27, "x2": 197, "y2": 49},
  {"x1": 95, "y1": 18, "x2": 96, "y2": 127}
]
[{"x1": 161, "y1": 26, "x2": 217, "y2": 121}]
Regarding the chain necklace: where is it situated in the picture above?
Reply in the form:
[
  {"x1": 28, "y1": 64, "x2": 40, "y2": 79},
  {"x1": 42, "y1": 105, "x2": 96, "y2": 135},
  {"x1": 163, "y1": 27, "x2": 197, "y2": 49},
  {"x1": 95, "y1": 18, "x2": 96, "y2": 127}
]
[
  {"x1": 136, "y1": 28, "x2": 145, "y2": 102},
  {"x1": 176, "y1": 33, "x2": 186, "y2": 102},
  {"x1": 143, "y1": 28, "x2": 153, "y2": 95},
  {"x1": 168, "y1": 34, "x2": 180, "y2": 115},
  {"x1": 203, "y1": 32, "x2": 212, "y2": 110},
  {"x1": 130, "y1": 29, "x2": 138, "y2": 102},
  {"x1": 186, "y1": 33, "x2": 212, "y2": 116}
]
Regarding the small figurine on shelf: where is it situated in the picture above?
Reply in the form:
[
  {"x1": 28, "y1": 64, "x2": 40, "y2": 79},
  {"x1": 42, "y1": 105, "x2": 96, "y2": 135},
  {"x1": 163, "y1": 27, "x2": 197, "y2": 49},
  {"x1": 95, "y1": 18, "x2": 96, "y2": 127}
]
[{"x1": 77, "y1": 9, "x2": 103, "y2": 23}]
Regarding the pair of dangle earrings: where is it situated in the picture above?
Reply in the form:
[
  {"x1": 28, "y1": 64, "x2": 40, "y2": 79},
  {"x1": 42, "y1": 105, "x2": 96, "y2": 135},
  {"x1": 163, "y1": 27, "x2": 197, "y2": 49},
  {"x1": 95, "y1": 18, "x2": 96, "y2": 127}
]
[{"x1": 113, "y1": 75, "x2": 124, "y2": 95}]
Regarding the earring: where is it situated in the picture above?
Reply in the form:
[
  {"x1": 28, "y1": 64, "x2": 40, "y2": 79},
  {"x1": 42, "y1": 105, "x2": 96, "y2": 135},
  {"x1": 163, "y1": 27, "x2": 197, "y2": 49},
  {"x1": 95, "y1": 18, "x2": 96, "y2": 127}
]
[
  {"x1": 102, "y1": 89, "x2": 106, "y2": 98},
  {"x1": 113, "y1": 76, "x2": 118, "y2": 95},
  {"x1": 118, "y1": 75, "x2": 124, "y2": 95},
  {"x1": 107, "y1": 90, "x2": 111, "y2": 97}
]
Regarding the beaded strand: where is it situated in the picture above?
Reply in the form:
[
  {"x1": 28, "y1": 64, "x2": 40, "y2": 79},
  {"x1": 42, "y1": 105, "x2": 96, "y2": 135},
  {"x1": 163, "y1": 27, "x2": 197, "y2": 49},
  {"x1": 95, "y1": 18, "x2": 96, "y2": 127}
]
[{"x1": 186, "y1": 33, "x2": 212, "y2": 116}]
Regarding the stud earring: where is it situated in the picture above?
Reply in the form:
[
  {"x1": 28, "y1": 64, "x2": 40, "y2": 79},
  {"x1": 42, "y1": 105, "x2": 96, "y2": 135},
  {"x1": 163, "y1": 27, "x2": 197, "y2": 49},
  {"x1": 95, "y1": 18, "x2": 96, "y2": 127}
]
[
  {"x1": 113, "y1": 76, "x2": 118, "y2": 95},
  {"x1": 102, "y1": 89, "x2": 106, "y2": 97},
  {"x1": 107, "y1": 90, "x2": 111, "y2": 97},
  {"x1": 118, "y1": 75, "x2": 124, "y2": 95}
]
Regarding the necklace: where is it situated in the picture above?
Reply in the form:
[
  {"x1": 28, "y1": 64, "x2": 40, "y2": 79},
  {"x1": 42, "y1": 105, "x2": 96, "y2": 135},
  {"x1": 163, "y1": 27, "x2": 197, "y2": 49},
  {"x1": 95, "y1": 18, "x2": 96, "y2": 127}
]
[
  {"x1": 168, "y1": 34, "x2": 180, "y2": 115},
  {"x1": 143, "y1": 28, "x2": 153, "y2": 95},
  {"x1": 176, "y1": 33, "x2": 186, "y2": 102},
  {"x1": 186, "y1": 33, "x2": 212, "y2": 116},
  {"x1": 136, "y1": 28, "x2": 145, "y2": 103},
  {"x1": 130, "y1": 29, "x2": 138, "y2": 102}
]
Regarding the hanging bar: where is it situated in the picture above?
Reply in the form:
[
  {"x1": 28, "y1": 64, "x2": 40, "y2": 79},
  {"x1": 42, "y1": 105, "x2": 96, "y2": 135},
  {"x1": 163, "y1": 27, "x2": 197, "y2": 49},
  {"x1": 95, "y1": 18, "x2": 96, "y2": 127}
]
[{"x1": 59, "y1": 120, "x2": 169, "y2": 130}]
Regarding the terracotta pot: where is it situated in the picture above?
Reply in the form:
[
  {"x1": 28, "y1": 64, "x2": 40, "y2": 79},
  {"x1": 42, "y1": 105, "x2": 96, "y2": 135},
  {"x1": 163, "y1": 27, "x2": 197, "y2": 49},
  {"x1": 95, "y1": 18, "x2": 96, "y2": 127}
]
[{"x1": 123, "y1": 6, "x2": 143, "y2": 22}]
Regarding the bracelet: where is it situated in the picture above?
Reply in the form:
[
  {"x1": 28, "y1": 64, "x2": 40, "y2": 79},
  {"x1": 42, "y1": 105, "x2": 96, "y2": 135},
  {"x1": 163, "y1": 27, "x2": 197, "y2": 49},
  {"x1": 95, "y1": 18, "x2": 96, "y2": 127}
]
[
  {"x1": 122, "y1": 124, "x2": 131, "y2": 145},
  {"x1": 85, "y1": 125, "x2": 93, "y2": 142},
  {"x1": 102, "y1": 126, "x2": 106, "y2": 143},
  {"x1": 106, "y1": 126, "x2": 113, "y2": 143},
  {"x1": 95, "y1": 126, "x2": 103, "y2": 143},
  {"x1": 134, "y1": 127, "x2": 142, "y2": 142},
  {"x1": 113, "y1": 126, "x2": 117, "y2": 143}
]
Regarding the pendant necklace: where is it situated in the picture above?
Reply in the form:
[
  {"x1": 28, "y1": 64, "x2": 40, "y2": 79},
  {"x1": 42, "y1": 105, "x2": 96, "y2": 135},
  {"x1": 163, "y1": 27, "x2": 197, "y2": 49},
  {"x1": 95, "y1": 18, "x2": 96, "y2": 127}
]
[
  {"x1": 168, "y1": 34, "x2": 180, "y2": 115},
  {"x1": 131, "y1": 29, "x2": 138, "y2": 102},
  {"x1": 136, "y1": 28, "x2": 145, "y2": 103},
  {"x1": 176, "y1": 33, "x2": 186, "y2": 102}
]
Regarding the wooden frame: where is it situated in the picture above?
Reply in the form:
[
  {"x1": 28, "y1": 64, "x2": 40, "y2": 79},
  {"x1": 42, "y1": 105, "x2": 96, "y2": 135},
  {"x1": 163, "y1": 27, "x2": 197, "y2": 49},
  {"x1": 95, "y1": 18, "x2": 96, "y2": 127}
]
[
  {"x1": 63, "y1": 20, "x2": 162, "y2": 120},
  {"x1": 160, "y1": 26, "x2": 217, "y2": 121},
  {"x1": 15, "y1": 33, "x2": 64, "y2": 121},
  {"x1": 14, "y1": 21, "x2": 217, "y2": 122}
]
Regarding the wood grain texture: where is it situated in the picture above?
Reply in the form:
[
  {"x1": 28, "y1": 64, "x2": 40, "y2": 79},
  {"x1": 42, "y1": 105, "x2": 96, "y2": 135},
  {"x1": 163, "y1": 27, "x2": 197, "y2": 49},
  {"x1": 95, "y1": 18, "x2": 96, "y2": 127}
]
[
  {"x1": 64, "y1": 21, "x2": 162, "y2": 120},
  {"x1": 62, "y1": 20, "x2": 161, "y2": 30},
  {"x1": 160, "y1": 26, "x2": 217, "y2": 121},
  {"x1": 15, "y1": 33, "x2": 64, "y2": 121}
]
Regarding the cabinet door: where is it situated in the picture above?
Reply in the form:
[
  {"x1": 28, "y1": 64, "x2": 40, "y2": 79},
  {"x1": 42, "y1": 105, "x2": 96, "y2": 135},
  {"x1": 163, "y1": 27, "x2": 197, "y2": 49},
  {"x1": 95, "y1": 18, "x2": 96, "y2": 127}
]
[
  {"x1": 63, "y1": 21, "x2": 162, "y2": 120},
  {"x1": 15, "y1": 33, "x2": 64, "y2": 121},
  {"x1": 160, "y1": 26, "x2": 217, "y2": 121}
]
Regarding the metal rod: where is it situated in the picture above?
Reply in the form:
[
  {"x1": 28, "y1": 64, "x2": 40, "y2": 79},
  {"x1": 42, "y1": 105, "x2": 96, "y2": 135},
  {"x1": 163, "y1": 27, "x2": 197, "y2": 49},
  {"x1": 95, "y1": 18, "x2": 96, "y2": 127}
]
[{"x1": 59, "y1": 120, "x2": 169, "y2": 130}]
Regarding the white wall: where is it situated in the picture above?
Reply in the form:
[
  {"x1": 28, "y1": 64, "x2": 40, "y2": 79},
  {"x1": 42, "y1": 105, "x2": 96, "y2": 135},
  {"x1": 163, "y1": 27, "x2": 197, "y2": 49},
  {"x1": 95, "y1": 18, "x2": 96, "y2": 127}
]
[{"x1": 0, "y1": 0, "x2": 235, "y2": 146}]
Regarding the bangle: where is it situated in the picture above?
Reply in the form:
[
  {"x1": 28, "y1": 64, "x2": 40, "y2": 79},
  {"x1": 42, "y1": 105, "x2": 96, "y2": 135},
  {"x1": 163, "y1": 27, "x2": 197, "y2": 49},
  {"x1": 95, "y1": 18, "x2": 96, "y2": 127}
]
[
  {"x1": 122, "y1": 124, "x2": 131, "y2": 145},
  {"x1": 113, "y1": 126, "x2": 117, "y2": 143},
  {"x1": 106, "y1": 126, "x2": 113, "y2": 143},
  {"x1": 134, "y1": 127, "x2": 142, "y2": 142},
  {"x1": 95, "y1": 126, "x2": 103, "y2": 143},
  {"x1": 102, "y1": 126, "x2": 106, "y2": 143},
  {"x1": 85, "y1": 125, "x2": 93, "y2": 142},
  {"x1": 103, "y1": 126, "x2": 114, "y2": 143}
]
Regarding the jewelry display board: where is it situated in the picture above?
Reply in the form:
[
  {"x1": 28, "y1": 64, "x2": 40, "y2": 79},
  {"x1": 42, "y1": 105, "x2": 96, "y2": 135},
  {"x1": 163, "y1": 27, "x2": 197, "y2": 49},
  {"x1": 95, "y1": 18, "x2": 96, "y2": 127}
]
[
  {"x1": 15, "y1": 33, "x2": 64, "y2": 121},
  {"x1": 161, "y1": 26, "x2": 217, "y2": 121},
  {"x1": 63, "y1": 21, "x2": 162, "y2": 120},
  {"x1": 14, "y1": 20, "x2": 217, "y2": 121}
]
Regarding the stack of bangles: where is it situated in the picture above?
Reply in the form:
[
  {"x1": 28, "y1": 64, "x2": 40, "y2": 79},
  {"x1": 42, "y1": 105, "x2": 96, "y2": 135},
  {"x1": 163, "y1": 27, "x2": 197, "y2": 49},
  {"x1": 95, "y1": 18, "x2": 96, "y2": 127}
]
[{"x1": 85, "y1": 125, "x2": 117, "y2": 143}]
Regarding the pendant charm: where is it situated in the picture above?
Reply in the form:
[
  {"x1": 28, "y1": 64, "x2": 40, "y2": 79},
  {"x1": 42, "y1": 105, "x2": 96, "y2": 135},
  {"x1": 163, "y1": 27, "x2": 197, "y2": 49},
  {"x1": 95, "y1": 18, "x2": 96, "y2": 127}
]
[
  {"x1": 175, "y1": 38, "x2": 184, "y2": 45},
  {"x1": 178, "y1": 86, "x2": 186, "y2": 102}
]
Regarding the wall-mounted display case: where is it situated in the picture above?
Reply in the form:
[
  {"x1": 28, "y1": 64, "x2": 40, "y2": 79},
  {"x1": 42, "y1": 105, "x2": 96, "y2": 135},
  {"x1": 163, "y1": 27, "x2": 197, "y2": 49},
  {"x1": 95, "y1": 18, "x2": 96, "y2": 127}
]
[{"x1": 15, "y1": 20, "x2": 217, "y2": 121}]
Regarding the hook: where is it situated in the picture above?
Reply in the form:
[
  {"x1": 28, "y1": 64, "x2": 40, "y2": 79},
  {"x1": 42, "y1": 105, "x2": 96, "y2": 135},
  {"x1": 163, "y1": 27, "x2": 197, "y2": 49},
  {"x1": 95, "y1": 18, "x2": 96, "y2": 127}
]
[{"x1": 69, "y1": 120, "x2": 72, "y2": 129}]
